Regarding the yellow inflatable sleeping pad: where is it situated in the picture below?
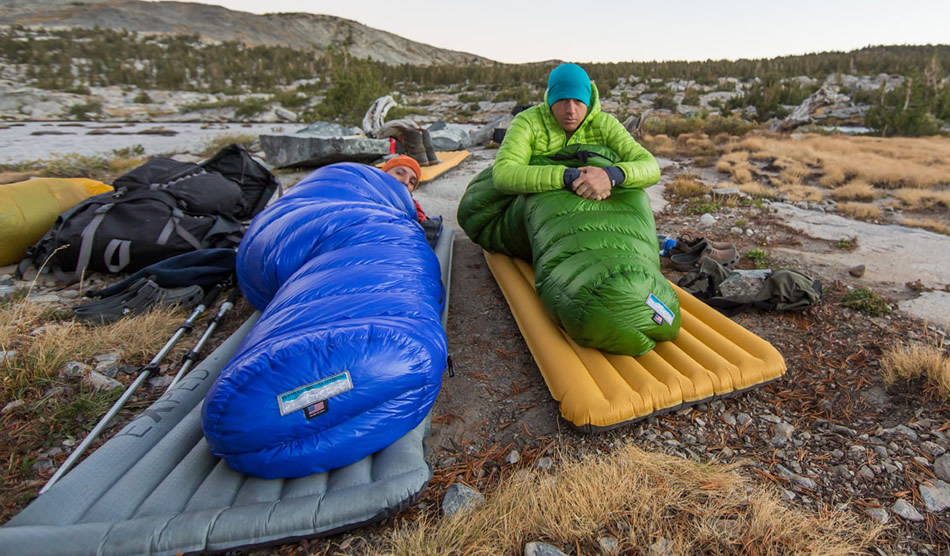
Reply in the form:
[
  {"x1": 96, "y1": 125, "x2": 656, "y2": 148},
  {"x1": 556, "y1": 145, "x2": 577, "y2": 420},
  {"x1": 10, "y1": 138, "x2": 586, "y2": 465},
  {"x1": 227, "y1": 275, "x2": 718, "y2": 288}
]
[
  {"x1": 0, "y1": 177, "x2": 113, "y2": 266},
  {"x1": 484, "y1": 250, "x2": 787, "y2": 432},
  {"x1": 420, "y1": 150, "x2": 469, "y2": 182}
]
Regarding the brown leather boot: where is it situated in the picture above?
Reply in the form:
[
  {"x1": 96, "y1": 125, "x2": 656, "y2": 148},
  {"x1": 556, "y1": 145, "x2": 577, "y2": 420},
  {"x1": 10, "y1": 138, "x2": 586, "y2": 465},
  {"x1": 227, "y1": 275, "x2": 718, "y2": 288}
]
[
  {"x1": 399, "y1": 129, "x2": 428, "y2": 166},
  {"x1": 422, "y1": 130, "x2": 441, "y2": 166}
]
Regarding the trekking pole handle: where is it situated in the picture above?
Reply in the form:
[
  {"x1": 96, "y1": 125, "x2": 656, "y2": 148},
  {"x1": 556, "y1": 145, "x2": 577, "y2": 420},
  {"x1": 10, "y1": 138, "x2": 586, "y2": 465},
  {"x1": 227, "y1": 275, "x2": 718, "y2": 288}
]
[{"x1": 200, "y1": 283, "x2": 224, "y2": 309}]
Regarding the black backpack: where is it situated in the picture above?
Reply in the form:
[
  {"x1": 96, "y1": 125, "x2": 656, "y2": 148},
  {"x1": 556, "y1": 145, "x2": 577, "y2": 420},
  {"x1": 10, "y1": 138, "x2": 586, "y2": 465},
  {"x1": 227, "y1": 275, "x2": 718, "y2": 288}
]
[
  {"x1": 20, "y1": 188, "x2": 243, "y2": 282},
  {"x1": 18, "y1": 144, "x2": 277, "y2": 282}
]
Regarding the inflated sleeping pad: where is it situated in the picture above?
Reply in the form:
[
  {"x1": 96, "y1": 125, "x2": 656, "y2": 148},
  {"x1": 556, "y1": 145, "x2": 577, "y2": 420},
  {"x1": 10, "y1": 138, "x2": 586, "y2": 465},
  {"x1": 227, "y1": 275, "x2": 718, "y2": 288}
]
[
  {"x1": 458, "y1": 144, "x2": 680, "y2": 356},
  {"x1": 202, "y1": 163, "x2": 447, "y2": 478}
]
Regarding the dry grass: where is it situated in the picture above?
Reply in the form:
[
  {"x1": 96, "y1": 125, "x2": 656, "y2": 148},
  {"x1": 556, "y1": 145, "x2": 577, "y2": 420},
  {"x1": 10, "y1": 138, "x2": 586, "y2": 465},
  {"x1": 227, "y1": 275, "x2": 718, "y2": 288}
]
[
  {"x1": 666, "y1": 174, "x2": 710, "y2": 198},
  {"x1": 641, "y1": 134, "x2": 674, "y2": 157},
  {"x1": 902, "y1": 217, "x2": 950, "y2": 235},
  {"x1": 716, "y1": 150, "x2": 756, "y2": 184},
  {"x1": 893, "y1": 189, "x2": 950, "y2": 210},
  {"x1": 738, "y1": 181, "x2": 781, "y2": 200},
  {"x1": 828, "y1": 180, "x2": 879, "y2": 202},
  {"x1": 0, "y1": 298, "x2": 192, "y2": 412},
  {"x1": 730, "y1": 134, "x2": 950, "y2": 189},
  {"x1": 773, "y1": 157, "x2": 812, "y2": 185},
  {"x1": 881, "y1": 343, "x2": 950, "y2": 399},
  {"x1": 777, "y1": 184, "x2": 825, "y2": 203},
  {"x1": 836, "y1": 202, "x2": 882, "y2": 221},
  {"x1": 385, "y1": 445, "x2": 883, "y2": 555}
]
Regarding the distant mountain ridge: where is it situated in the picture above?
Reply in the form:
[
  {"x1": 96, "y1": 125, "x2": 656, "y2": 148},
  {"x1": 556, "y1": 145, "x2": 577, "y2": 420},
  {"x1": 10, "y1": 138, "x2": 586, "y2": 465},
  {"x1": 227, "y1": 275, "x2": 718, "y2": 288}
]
[{"x1": 0, "y1": 0, "x2": 489, "y2": 65}]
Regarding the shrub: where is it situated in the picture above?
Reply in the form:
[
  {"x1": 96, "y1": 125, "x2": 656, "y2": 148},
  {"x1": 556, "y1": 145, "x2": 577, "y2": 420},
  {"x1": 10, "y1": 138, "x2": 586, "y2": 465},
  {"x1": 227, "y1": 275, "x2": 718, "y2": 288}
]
[
  {"x1": 68, "y1": 101, "x2": 103, "y2": 120},
  {"x1": 841, "y1": 288, "x2": 891, "y2": 316},
  {"x1": 745, "y1": 248, "x2": 769, "y2": 269},
  {"x1": 666, "y1": 175, "x2": 709, "y2": 198},
  {"x1": 133, "y1": 91, "x2": 152, "y2": 104}
]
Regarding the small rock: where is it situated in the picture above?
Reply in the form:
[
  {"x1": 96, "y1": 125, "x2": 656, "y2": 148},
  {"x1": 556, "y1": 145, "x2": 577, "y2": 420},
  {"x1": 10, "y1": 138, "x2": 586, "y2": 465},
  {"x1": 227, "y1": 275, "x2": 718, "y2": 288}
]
[
  {"x1": 32, "y1": 460, "x2": 54, "y2": 473},
  {"x1": 147, "y1": 375, "x2": 173, "y2": 389},
  {"x1": 0, "y1": 350, "x2": 16, "y2": 363},
  {"x1": 597, "y1": 536, "x2": 619, "y2": 554},
  {"x1": 921, "y1": 441, "x2": 945, "y2": 458},
  {"x1": 699, "y1": 213, "x2": 716, "y2": 225},
  {"x1": 891, "y1": 499, "x2": 925, "y2": 521},
  {"x1": 442, "y1": 483, "x2": 485, "y2": 517},
  {"x1": 2, "y1": 399, "x2": 26, "y2": 414},
  {"x1": 934, "y1": 454, "x2": 950, "y2": 482},
  {"x1": 26, "y1": 293, "x2": 60, "y2": 304},
  {"x1": 865, "y1": 507, "x2": 889, "y2": 524},
  {"x1": 919, "y1": 480, "x2": 950, "y2": 512},
  {"x1": 524, "y1": 541, "x2": 567, "y2": 556},
  {"x1": 650, "y1": 536, "x2": 673, "y2": 556},
  {"x1": 719, "y1": 446, "x2": 734, "y2": 459},
  {"x1": 506, "y1": 450, "x2": 521, "y2": 465},
  {"x1": 848, "y1": 264, "x2": 865, "y2": 277},
  {"x1": 535, "y1": 456, "x2": 554, "y2": 471},
  {"x1": 894, "y1": 425, "x2": 919, "y2": 441},
  {"x1": 60, "y1": 361, "x2": 91, "y2": 378},
  {"x1": 736, "y1": 412, "x2": 752, "y2": 426},
  {"x1": 85, "y1": 370, "x2": 123, "y2": 391},
  {"x1": 858, "y1": 466, "x2": 875, "y2": 480},
  {"x1": 59, "y1": 289, "x2": 80, "y2": 299},
  {"x1": 721, "y1": 412, "x2": 736, "y2": 426}
]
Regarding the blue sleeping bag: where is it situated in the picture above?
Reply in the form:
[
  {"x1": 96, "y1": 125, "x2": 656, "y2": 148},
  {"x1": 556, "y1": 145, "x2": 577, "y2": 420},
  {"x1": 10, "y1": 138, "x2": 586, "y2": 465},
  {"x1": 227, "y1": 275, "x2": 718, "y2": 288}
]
[{"x1": 201, "y1": 163, "x2": 447, "y2": 479}]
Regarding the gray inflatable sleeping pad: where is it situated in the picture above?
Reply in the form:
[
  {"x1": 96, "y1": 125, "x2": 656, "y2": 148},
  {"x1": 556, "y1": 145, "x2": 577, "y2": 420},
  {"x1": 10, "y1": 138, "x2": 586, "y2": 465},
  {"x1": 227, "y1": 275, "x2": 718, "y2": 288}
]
[{"x1": 0, "y1": 228, "x2": 455, "y2": 555}]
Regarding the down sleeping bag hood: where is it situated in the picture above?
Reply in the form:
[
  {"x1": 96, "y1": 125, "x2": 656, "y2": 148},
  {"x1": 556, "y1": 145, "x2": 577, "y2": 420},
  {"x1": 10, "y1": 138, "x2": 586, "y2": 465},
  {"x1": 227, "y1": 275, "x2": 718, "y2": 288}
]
[{"x1": 201, "y1": 163, "x2": 447, "y2": 479}]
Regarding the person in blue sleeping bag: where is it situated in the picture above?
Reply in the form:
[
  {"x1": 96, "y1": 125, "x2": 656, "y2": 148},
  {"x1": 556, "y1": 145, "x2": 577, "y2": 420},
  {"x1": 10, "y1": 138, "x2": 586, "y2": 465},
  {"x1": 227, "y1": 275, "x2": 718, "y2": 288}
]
[{"x1": 201, "y1": 161, "x2": 447, "y2": 479}]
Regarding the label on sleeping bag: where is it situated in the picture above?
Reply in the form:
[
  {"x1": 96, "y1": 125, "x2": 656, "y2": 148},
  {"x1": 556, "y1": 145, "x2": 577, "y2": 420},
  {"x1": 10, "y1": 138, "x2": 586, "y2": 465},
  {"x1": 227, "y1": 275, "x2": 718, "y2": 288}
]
[
  {"x1": 646, "y1": 293, "x2": 674, "y2": 326},
  {"x1": 277, "y1": 371, "x2": 353, "y2": 416}
]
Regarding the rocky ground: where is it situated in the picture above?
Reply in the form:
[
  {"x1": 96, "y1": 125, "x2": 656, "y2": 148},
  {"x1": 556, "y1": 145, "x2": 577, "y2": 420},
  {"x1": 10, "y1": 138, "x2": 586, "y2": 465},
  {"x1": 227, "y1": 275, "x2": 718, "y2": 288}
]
[{"x1": 3, "y1": 143, "x2": 949, "y2": 554}]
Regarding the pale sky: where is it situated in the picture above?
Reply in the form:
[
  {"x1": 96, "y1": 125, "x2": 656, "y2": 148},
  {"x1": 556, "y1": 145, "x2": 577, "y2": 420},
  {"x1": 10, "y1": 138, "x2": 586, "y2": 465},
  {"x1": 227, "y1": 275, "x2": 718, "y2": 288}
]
[{"x1": 155, "y1": 1, "x2": 949, "y2": 64}]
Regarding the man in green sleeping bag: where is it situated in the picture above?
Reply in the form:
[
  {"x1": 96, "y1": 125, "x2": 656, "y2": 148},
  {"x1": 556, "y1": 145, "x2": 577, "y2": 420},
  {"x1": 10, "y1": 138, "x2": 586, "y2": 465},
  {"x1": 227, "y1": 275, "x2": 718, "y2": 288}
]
[
  {"x1": 492, "y1": 62, "x2": 660, "y2": 200},
  {"x1": 468, "y1": 62, "x2": 681, "y2": 356}
]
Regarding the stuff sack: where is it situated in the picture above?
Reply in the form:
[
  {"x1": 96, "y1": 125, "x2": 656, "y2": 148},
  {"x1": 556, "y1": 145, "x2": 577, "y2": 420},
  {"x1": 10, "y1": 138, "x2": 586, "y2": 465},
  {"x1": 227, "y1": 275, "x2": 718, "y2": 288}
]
[
  {"x1": 20, "y1": 188, "x2": 242, "y2": 281},
  {"x1": 0, "y1": 177, "x2": 113, "y2": 266},
  {"x1": 677, "y1": 257, "x2": 822, "y2": 315}
]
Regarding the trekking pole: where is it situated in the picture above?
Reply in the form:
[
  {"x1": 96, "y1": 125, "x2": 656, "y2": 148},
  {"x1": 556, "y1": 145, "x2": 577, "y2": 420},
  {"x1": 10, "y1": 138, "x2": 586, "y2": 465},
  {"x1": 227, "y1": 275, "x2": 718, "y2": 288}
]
[
  {"x1": 39, "y1": 283, "x2": 224, "y2": 495},
  {"x1": 165, "y1": 288, "x2": 240, "y2": 392}
]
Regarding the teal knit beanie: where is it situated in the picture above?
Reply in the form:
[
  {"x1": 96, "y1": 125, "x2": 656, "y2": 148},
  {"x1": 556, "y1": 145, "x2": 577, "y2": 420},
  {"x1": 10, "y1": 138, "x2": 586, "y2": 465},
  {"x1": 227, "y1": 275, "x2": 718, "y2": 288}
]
[{"x1": 547, "y1": 63, "x2": 591, "y2": 107}]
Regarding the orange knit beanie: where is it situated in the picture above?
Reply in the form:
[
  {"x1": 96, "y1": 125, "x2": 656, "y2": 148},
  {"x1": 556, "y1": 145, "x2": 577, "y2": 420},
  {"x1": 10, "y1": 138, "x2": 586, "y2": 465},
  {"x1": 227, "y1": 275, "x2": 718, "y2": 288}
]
[{"x1": 381, "y1": 155, "x2": 421, "y2": 182}]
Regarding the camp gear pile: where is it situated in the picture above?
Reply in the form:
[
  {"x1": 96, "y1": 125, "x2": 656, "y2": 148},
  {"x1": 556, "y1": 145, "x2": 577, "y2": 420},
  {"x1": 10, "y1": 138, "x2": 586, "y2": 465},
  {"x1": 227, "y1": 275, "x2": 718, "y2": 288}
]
[
  {"x1": 201, "y1": 163, "x2": 447, "y2": 479},
  {"x1": 457, "y1": 144, "x2": 680, "y2": 356},
  {"x1": 19, "y1": 144, "x2": 277, "y2": 281}
]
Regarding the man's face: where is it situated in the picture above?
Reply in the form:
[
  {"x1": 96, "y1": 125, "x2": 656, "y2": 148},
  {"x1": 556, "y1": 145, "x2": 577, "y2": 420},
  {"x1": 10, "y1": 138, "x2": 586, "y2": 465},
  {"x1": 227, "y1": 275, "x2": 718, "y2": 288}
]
[
  {"x1": 551, "y1": 98, "x2": 588, "y2": 133},
  {"x1": 386, "y1": 166, "x2": 419, "y2": 192}
]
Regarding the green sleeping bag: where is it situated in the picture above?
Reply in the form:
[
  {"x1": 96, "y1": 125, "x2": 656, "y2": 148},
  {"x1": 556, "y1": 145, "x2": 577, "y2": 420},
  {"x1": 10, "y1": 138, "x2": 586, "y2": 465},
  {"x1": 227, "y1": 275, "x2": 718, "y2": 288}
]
[{"x1": 458, "y1": 144, "x2": 680, "y2": 356}]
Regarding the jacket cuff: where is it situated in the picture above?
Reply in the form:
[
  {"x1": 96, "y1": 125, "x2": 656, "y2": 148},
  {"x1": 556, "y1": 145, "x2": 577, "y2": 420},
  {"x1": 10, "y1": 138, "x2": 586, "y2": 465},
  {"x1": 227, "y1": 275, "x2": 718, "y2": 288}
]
[
  {"x1": 563, "y1": 168, "x2": 581, "y2": 188},
  {"x1": 604, "y1": 166, "x2": 625, "y2": 187}
]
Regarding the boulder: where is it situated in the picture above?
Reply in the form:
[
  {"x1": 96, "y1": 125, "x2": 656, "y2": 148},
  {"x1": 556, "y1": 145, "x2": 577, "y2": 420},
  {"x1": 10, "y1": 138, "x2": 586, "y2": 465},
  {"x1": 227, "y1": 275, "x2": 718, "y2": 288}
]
[
  {"x1": 296, "y1": 121, "x2": 362, "y2": 137},
  {"x1": 469, "y1": 114, "x2": 513, "y2": 146},
  {"x1": 259, "y1": 134, "x2": 389, "y2": 168},
  {"x1": 426, "y1": 121, "x2": 472, "y2": 151}
]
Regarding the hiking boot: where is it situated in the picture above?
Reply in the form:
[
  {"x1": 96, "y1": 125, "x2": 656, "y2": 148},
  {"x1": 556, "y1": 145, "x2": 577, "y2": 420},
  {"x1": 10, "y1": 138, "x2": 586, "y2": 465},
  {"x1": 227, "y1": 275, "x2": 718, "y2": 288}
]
[
  {"x1": 422, "y1": 130, "x2": 441, "y2": 166},
  {"x1": 399, "y1": 129, "x2": 428, "y2": 166},
  {"x1": 671, "y1": 244, "x2": 739, "y2": 272}
]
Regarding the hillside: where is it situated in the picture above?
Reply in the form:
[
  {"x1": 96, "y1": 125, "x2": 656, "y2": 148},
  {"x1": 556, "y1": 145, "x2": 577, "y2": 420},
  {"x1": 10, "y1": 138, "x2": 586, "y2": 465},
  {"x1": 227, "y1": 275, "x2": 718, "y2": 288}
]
[{"x1": 0, "y1": 0, "x2": 487, "y2": 65}]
